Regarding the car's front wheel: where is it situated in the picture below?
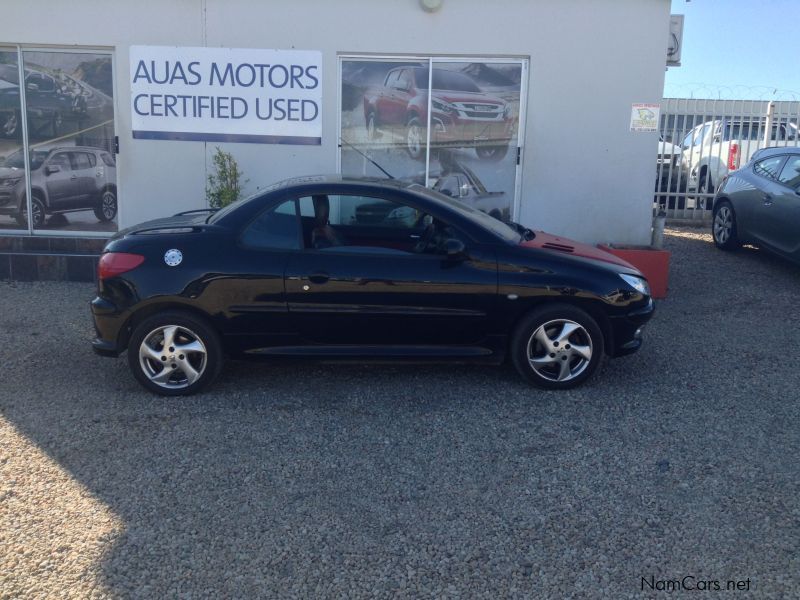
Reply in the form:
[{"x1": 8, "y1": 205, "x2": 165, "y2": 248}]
[
  {"x1": 475, "y1": 144, "x2": 509, "y2": 161},
  {"x1": 406, "y1": 116, "x2": 425, "y2": 160},
  {"x1": 511, "y1": 304, "x2": 604, "y2": 390},
  {"x1": 712, "y1": 200, "x2": 741, "y2": 250},
  {"x1": 128, "y1": 311, "x2": 223, "y2": 396},
  {"x1": 94, "y1": 189, "x2": 117, "y2": 222}
]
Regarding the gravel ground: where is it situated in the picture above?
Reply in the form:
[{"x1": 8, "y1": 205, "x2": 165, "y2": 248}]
[{"x1": 1, "y1": 228, "x2": 798, "y2": 599}]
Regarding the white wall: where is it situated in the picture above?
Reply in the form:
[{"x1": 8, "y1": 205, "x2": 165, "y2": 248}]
[{"x1": 1, "y1": 0, "x2": 670, "y2": 245}]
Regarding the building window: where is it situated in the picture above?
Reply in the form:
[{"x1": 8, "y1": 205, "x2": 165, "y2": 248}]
[{"x1": 0, "y1": 47, "x2": 116, "y2": 235}]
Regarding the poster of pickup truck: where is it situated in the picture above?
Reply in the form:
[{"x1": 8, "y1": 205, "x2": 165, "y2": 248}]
[{"x1": 340, "y1": 59, "x2": 522, "y2": 221}]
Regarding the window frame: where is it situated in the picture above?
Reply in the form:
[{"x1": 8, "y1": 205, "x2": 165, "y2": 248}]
[
  {"x1": 289, "y1": 189, "x2": 472, "y2": 258},
  {"x1": 776, "y1": 154, "x2": 800, "y2": 190},
  {"x1": 753, "y1": 155, "x2": 788, "y2": 182}
]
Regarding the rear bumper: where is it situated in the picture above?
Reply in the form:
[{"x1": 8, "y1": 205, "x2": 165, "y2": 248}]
[
  {"x1": 90, "y1": 295, "x2": 125, "y2": 357},
  {"x1": 608, "y1": 298, "x2": 655, "y2": 357}
]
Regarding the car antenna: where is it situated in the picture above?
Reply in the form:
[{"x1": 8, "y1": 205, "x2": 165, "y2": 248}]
[{"x1": 339, "y1": 137, "x2": 395, "y2": 179}]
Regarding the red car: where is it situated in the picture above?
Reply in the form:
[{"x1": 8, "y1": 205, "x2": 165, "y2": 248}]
[{"x1": 363, "y1": 67, "x2": 513, "y2": 161}]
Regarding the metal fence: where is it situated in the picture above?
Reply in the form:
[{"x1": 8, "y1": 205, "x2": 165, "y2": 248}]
[{"x1": 656, "y1": 98, "x2": 800, "y2": 222}]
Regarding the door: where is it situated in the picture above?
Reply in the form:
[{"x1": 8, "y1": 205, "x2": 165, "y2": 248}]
[
  {"x1": 67, "y1": 151, "x2": 95, "y2": 207},
  {"x1": 762, "y1": 154, "x2": 800, "y2": 257},
  {"x1": 284, "y1": 191, "x2": 498, "y2": 347},
  {"x1": 42, "y1": 151, "x2": 74, "y2": 208},
  {"x1": 747, "y1": 154, "x2": 788, "y2": 244}
]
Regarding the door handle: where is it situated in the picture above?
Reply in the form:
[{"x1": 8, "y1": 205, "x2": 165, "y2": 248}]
[
  {"x1": 307, "y1": 272, "x2": 330, "y2": 285},
  {"x1": 762, "y1": 193, "x2": 773, "y2": 205},
  {"x1": 70, "y1": 174, "x2": 77, "y2": 180}
]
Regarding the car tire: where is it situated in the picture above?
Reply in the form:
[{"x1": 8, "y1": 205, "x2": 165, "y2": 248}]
[
  {"x1": 712, "y1": 199, "x2": 741, "y2": 251},
  {"x1": 94, "y1": 189, "x2": 117, "y2": 222},
  {"x1": 698, "y1": 172, "x2": 714, "y2": 209},
  {"x1": 406, "y1": 116, "x2": 425, "y2": 160},
  {"x1": 475, "y1": 145, "x2": 509, "y2": 161},
  {"x1": 366, "y1": 112, "x2": 378, "y2": 140},
  {"x1": 127, "y1": 311, "x2": 223, "y2": 396},
  {"x1": 21, "y1": 195, "x2": 47, "y2": 229},
  {"x1": 511, "y1": 304, "x2": 604, "y2": 390}
]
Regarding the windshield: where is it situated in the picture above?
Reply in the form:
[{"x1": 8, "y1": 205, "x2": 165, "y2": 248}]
[
  {"x1": 1, "y1": 149, "x2": 49, "y2": 170},
  {"x1": 410, "y1": 184, "x2": 521, "y2": 243},
  {"x1": 413, "y1": 69, "x2": 481, "y2": 93},
  {"x1": 0, "y1": 64, "x2": 19, "y2": 85}
]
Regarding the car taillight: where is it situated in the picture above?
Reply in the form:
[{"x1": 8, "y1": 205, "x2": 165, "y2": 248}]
[
  {"x1": 728, "y1": 143, "x2": 739, "y2": 171},
  {"x1": 98, "y1": 252, "x2": 145, "y2": 280}
]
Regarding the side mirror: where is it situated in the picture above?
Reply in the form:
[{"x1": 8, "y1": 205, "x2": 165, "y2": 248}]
[
  {"x1": 444, "y1": 238, "x2": 466, "y2": 260},
  {"x1": 46, "y1": 164, "x2": 61, "y2": 175}
]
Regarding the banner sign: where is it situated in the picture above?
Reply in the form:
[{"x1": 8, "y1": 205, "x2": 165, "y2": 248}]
[
  {"x1": 130, "y1": 46, "x2": 322, "y2": 144},
  {"x1": 630, "y1": 103, "x2": 660, "y2": 132}
]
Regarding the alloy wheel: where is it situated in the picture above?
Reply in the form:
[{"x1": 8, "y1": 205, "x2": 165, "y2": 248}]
[
  {"x1": 101, "y1": 192, "x2": 116, "y2": 219},
  {"x1": 407, "y1": 122, "x2": 422, "y2": 158},
  {"x1": 527, "y1": 319, "x2": 593, "y2": 382},
  {"x1": 713, "y1": 206, "x2": 732, "y2": 244},
  {"x1": 138, "y1": 325, "x2": 208, "y2": 390}
]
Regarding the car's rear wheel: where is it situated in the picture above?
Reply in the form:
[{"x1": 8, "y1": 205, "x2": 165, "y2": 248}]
[
  {"x1": 712, "y1": 200, "x2": 741, "y2": 250},
  {"x1": 511, "y1": 304, "x2": 604, "y2": 390},
  {"x1": 698, "y1": 171, "x2": 714, "y2": 209},
  {"x1": 94, "y1": 190, "x2": 117, "y2": 222},
  {"x1": 128, "y1": 311, "x2": 223, "y2": 396},
  {"x1": 475, "y1": 144, "x2": 509, "y2": 161},
  {"x1": 406, "y1": 116, "x2": 424, "y2": 160}
]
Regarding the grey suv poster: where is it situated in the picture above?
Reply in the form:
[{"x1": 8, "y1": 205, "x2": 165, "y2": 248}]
[
  {"x1": 340, "y1": 59, "x2": 523, "y2": 221},
  {"x1": 0, "y1": 50, "x2": 116, "y2": 232}
]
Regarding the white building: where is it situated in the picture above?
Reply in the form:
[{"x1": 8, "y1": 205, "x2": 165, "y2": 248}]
[{"x1": 0, "y1": 0, "x2": 671, "y2": 280}]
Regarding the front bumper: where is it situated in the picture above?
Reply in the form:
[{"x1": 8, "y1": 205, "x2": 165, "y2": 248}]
[{"x1": 608, "y1": 298, "x2": 655, "y2": 357}]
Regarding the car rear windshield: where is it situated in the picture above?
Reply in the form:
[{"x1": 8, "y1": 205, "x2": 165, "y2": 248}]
[{"x1": 414, "y1": 69, "x2": 481, "y2": 93}]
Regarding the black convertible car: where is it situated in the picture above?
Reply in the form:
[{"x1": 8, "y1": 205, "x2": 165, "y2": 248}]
[{"x1": 91, "y1": 176, "x2": 654, "y2": 396}]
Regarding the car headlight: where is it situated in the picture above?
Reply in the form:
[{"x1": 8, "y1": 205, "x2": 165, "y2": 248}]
[
  {"x1": 619, "y1": 273, "x2": 650, "y2": 296},
  {"x1": 2, "y1": 177, "x2": 22, "y2": 187}
]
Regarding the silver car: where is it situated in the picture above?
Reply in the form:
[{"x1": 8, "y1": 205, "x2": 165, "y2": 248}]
[
  {"x1": 0, "y1": 146, "x2": 116, "y2": 228},
  {"x1": 712, "y1": 146, "x2": 800, "y2": 264}
]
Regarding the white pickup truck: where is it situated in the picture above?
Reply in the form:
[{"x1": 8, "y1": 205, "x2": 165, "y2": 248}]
[{"x1": 680, "y1": 119, "x2": 799, "y2": 199}]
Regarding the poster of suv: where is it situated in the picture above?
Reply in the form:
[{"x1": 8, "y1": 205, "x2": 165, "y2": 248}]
[
  {"x1": 340, "y1": 59, "x2": 523, "y2": 222},
  {"x1": 0, "y1": 50, "x2": 117, "y2": 232}
]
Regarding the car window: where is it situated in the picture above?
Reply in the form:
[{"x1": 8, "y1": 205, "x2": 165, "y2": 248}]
[
  {"x1": 753, "y1": 156, "x2": 785, "y2": 180},
  {"x1": 777, "y1": 155, "x2": 800, "y2": 189},
  {"x1": 101, "y1": 152, "x2": 115, "y2": 167},
  {"x1": 384, "y1": 70, "x2": 399, "y2": 88},
  {"x1": 240, "y1": 199, "x2": 300, "y2": 250},
  {"x1": 86, "y1": 152, "x2": 97, "y2": 168},
  {"x1": 295, "y1": 193, "x2": 468, "y2": 255},
  {"x1": 70, "y1": 152, "x2": 91, "y2": 170},
  {"x1": 48, "y1": 153, "x2": 71, "y2": 171},
  {"x1": 394, "y1": 70, "x2": 411, "y2": 91}
]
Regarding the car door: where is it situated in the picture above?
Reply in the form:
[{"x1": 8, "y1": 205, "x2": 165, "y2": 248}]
[
  {"x1": 284, "y1": 190, "x2": 498, "y2": 348},
  {"x1": 761, "y1": 154, "x2": 800, "y2": 257},
  {"x1": 68, "y1": 151, "x2": 95, "y2": 207},
  {"x1": 42, "y1": 152, "x2": 74, "y2": 208},
  {"x1": 747, "y1": 154, "x2": 789, "y2": 245}
]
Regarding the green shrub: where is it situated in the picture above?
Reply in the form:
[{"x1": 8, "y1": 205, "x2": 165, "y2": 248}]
[{"x1": 206, "y1": 147, "x2": 247, "y2": 209}]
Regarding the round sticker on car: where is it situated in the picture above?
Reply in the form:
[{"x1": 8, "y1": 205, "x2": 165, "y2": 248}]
[{"x1": 164, "y1": 249, "x2": 183, "y2": 267}]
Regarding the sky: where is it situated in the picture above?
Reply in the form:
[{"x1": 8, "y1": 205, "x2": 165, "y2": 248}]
[{"x1": 665, "y1": 0, "x2": 800, "y2": 100}]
